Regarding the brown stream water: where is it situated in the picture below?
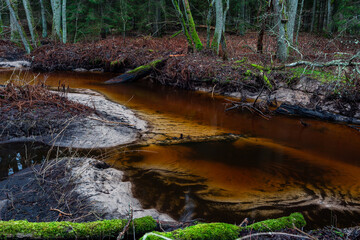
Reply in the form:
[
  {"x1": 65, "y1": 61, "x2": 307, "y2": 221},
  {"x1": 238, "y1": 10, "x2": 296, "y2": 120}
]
[{"x1": 1, "y1": 70, "x2": 360, "y2": 228}]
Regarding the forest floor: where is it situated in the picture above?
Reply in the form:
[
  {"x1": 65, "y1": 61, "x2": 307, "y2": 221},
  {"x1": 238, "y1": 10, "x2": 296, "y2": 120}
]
[{"x1": 2, "y1": 32, "x2": 359, "y2": 124}]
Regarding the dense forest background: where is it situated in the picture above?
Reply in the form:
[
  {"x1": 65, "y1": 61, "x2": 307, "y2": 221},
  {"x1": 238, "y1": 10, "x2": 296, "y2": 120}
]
[{"x1": 0, "y1": 0, "x2": 359, "y2": 43}]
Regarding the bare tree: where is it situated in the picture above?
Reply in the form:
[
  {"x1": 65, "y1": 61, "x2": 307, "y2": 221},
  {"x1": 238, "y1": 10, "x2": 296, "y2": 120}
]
[
  {"x1": 274, "y1": 0, "x2": 287, "y2": 62},
  {"x1": 22, "y1": 0, "x2": 39, "y2": 46},
  {"x1": 5, "y1": 0, "x2": 31, "y2": 53}
]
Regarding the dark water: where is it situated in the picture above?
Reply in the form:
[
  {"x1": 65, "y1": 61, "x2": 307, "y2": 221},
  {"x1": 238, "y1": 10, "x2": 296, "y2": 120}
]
[{"x1": 1, "y1": 70, "x2": 360, "y2": 228}]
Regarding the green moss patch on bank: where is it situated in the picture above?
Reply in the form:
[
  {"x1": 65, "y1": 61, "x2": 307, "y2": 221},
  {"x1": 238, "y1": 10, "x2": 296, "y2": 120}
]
[
  {"x1": 0, "y1": 216, "x2": 156, "y2": 239},
  {"x1": 141, "y1": 213, "x2": 306, "y2": 240}
]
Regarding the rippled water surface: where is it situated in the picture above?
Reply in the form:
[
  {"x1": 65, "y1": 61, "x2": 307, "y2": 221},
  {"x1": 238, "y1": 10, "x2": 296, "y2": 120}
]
[{"x1": 1, "y1": 70, "x2": 360, "y2": 228}]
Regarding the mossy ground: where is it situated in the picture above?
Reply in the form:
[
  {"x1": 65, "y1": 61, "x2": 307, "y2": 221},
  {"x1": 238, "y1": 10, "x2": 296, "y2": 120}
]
[
  {"x1": 0, "y1": 216, "x2": 156, "y2": 239},
  {"x1": 141, "y1": 213, "x2": 306, "y2": 240}
]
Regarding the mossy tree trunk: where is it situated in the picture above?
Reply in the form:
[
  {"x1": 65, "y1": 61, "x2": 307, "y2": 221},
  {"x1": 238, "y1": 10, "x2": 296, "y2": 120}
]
[
  {"x1": 171, "y1": 0, "x2": 194, "y2": 51},
  {"x1": 5, "y1": 0, "x2": 31, "y2": 53},
  {"x1": 22, "y1": 0, "x2": 39, "y2": 47},
  {"x1": 182, "y1": 0, "x2": 203, "y2": 51},
  {"x1": 39, "y1": 0, "x2": 47, "y2": 38}
]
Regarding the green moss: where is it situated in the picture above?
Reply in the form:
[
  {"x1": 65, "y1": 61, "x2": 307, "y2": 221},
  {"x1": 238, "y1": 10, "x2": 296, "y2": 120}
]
[
  {"x1": 244, "y1": 70, "x2": 253, "y2": 76},
  {"x1": 262, "y1": 71, "x2": 273, "y2": 90},
  {"x1": 127, "y1": 59, "x2": 163, "y2": 74},
  {"x1": 234, "y1": 57, "x2": 247, "y2": 64},
  {"x1": 251, "y1": 64, "x2": 270, "y2": 71},
  {"x1": 142, "y1": 222, "x2": 239, "y2": 240},
  {"x1": 141, "y1": 213, "x2": 306, "y2": 240},
  {"x1": 289, "y1": 67, "x2": 340, "y2": 82},
  {"x1": 0, "y1": 217, "x2": 156, "y2": 239},
  {"x1": 245, "y1": 213, "x2": 306, "y2": 231}
]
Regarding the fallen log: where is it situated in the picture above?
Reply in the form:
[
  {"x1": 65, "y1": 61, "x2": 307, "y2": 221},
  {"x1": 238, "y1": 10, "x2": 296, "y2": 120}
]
[
  {"x1": 105, "y1": 59, "x2": 166, "y2": 84},
  {"x1": 275, "y1": 103, "x2": 360, "y2": 125}
]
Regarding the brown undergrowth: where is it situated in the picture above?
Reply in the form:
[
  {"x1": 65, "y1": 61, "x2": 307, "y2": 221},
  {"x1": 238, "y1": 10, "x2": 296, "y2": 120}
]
[{"x1": 0, "y1": 81, "x2": 94, "y2": 118}]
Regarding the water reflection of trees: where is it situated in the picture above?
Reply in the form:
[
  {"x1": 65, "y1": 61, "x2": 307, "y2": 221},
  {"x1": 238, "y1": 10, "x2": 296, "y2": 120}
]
[{"x1": 0, "y1": 142, "x2": 51, "y2": 180}]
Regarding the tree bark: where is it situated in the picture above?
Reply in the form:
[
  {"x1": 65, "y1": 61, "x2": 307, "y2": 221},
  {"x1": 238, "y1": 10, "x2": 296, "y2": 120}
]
[
  {"x1": 274, "y1": 0, "x2": 287, "y2": 62},
  {"x1": 182, "y1": 0, "x2": 203, "y2": 51},
  {"x1": 211, "y1": 0, "x2": 223, "y2": 53},
  {"x1": 310, "y1": 0, "x2": 316, "y2": 32},
  {"x1": 295, "y1": 0, "x2": 304, "y2": 44},
  {"x1": 5, "y1": 0, "x2": 31, "y2": 53},
  {"x1": 10, "y1": 0, "x2": 18, "y2": 41},
  {"x1": 206, "y1": 0, "x2": 215, "y2": 48},
  {"x1": 287, "y1": 0, "x2": 298, "y2": 44},
  {"x1": 62, "y1": 0, "x2": 66, "y2": 43},
  {"x1": 326, "y1": 0, "x2": 331, "y2": 32},
  {"x1": 257, "y1": 1, "x2": 272, "y2": 53},
  {"x1": 22, "y1": 0, "x2": 38, "y2": 47},
  {"x1": 51, "y1": 0, "x2": 61, "y2": 41},
  {"x1": 39, "y1": 0, "x2": 47, "y2": 38},
  {"x1": 171, "y1": 0, "x2": 193, "y2": 50}
]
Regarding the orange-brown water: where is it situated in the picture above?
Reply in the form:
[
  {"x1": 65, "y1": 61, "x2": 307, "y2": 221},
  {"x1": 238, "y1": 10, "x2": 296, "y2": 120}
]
[{"x1": 1, "y1": 70, "x2": 360, "y2": 227}]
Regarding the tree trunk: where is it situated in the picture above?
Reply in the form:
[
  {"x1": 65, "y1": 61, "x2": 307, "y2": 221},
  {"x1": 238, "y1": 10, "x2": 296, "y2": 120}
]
[
  {"x1": 274, "y1": 0, "x2": 287, "y2": 62},
  {"x1": 310, "y1": 0, "x2": 316, "y2": 32},
  {"x1": 287, "y1": 0, "x2": 298, "y2": 44},
  {"x1": 5, "y1": 0, "x2": 31, "y2": 53},
  {"x1": 257, "y1": 1, "x2": 272, "y2": 53},
  {"x1": 211, "y1": 0, "x2": 223, "y2": 54},
  {"x1": 51, "y1": 0, "x2": 61, "y2": 41},
  {"x1": 22, "y1": 0, "x2": 38, "y2": 47},
  {"x1": 0, "y1": 1, "x2": 3, "y2": 35},
  {"x1": 182, "y1": 0, "x2": 203, "y2": 51},
  {"x1": 326, "y1": 0, "x2": 331, "y2": 32},
  {"x1": 62, "y1": 0, "x2": 66, "y2": 43},
  {"x1": 10, "y1": 0, "x2": 18, "y2": 41},
  {"x1": 39, "y1": 0, "x2": 47, "y2": 38},
  {"x1": 171, "y1": 0, "x2": 193, "y2": 51},
  {"x1": 295, "y1": 0, "x2": 304, "y2": 44},
  {"x1": 206, "y1": 0, "x2": 214, "y2": 48},
  {"x1": 239, "y1": 0, "x2": 245, "y2": 35}
]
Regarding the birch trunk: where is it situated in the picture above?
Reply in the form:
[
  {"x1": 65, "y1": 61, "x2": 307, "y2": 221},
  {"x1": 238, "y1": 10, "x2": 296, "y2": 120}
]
[
  {"x1": 39, "y1": 0, "x2": 47, "y2": 38},
  {"x1": 51, "y1": 0, "x2": 61, "y2": 41},
  {"x1": 310, "y1": 0, "x2": 316, "y2": 32},
  {"x1": 22, "y1": 0, "x2": 38, "y2": 46},
  {"x1": 62, "y1": 0, "x2": 66, "y2": 43},
  {"x1": 274, "y1": 0, "x2": 287, "y2": 62},
  {"x1": 10, "y1": 0, "x2": 18, "y2": 41},
  {"x1": 287, "y1": 0, "x2": 298, "y2": 44},
  {"x1": 5, "y1": 0, "x2": 31, "y2": 53}
]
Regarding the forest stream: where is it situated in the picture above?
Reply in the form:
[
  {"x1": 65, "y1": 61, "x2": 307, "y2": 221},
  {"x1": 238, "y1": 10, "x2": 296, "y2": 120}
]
[{"x1": 1, "y1": 70, "x2": 360, "y2": 229}]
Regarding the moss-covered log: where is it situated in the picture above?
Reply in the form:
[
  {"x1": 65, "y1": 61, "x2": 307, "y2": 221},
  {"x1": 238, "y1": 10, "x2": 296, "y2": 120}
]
[
  {"x1": 141, "y1": 213, "x2": 306, "y2": 240},
  {"x1": 105, "y1": 59, "x2": 166, "y2": 84},
  {"x1": 0, "y1": 216, "x2": 156, "y2": 239}
]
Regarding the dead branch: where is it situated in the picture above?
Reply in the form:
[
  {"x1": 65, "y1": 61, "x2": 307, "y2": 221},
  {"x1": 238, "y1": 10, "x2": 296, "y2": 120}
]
[
  {"x1": 49, "y1": 208, "x2": 72, "y2": 216},
  {"x1": 117, "y1": 206, "x2": 133, "y2": 240},
  {"x1": 236, "y1": 232, "x2": 312, "y2": 240}
]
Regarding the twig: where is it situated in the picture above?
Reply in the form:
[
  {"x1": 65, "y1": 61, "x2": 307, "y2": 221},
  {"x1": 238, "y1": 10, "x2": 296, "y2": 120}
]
[
  {"x1": 293, "y1": 223, "x2": 318, "y2": 240},
  {"x1": 117, "y1": 206, "x2": 133, "y2": 240},
  {"x1": 50, "y1": 208, "x2": 72, "y2": 216},
  {"x1": 88, "y1": 116, "x2": 134, "y2": 126},
  {"x1": 236, "y1": 232, "x2": 312, "y2": 240}
]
